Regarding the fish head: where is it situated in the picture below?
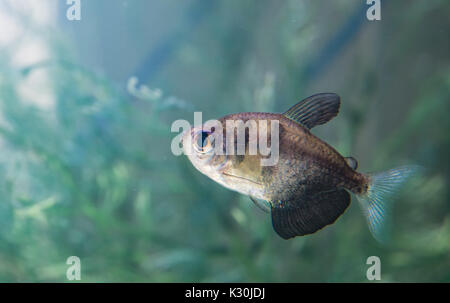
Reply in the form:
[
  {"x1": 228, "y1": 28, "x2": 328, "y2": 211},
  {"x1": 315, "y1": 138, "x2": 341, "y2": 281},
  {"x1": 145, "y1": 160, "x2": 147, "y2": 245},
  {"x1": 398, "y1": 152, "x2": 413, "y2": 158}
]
[
  {"x1": 182, "y1": 118, "x2": 266, "y2": 198},
  {"x1": 182, "y1": 122, "x2": 229, "y2": 181}
]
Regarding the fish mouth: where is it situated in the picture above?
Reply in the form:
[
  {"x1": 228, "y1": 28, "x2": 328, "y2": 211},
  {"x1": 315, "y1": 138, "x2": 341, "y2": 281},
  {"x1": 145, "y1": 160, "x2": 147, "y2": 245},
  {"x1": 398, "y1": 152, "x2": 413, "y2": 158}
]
[
  {"x1": 180, "y1": 127, "x2": 196, "y2": 153},
  {"x1": 221, "y1": 172, "x2": 263, "y2": 186}
]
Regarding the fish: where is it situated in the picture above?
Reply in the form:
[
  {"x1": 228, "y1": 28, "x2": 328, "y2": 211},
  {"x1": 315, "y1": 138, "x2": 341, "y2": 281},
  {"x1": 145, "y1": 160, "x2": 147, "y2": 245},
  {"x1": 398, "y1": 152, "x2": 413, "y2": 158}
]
[{"x1": 182, "y1": 93, "x2": 419, "y2": 243}]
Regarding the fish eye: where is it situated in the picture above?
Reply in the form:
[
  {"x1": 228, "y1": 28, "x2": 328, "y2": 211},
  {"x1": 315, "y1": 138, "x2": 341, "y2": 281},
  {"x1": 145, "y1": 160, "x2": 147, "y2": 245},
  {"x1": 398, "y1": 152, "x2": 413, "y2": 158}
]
[{"x1": 194, "y1": 131, "x2": 213, "y2": 153}]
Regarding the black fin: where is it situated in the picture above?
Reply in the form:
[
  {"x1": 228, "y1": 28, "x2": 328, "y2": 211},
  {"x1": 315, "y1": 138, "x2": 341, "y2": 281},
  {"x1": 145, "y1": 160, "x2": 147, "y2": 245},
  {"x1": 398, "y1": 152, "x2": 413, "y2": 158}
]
[
  {"x1": 270, "y1": 189, "x2": 350, "y2": 239},
  {"x1": 283, "y1": 93, "x2": 340, "y2": 129},
  {"x1": 249, "y1": 196, "x2": 270, "y2": 213},
  {"x1": 345, "y1": 156, "x2": 358, "y2": 170}
]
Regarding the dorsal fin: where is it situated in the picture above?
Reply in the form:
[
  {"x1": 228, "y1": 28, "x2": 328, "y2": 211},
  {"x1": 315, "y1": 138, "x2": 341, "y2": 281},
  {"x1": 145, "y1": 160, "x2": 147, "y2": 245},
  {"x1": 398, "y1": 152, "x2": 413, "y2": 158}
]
[{"x1": 283, "y1": 93, "x2": 340, "y2": 129}]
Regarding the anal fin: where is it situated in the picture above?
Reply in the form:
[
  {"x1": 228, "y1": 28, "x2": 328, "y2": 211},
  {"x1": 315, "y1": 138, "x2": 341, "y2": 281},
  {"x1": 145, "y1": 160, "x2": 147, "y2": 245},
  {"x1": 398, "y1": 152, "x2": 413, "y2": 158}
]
[{"x1": 271, "y1": 189, "x2": 351, "y2": 239}]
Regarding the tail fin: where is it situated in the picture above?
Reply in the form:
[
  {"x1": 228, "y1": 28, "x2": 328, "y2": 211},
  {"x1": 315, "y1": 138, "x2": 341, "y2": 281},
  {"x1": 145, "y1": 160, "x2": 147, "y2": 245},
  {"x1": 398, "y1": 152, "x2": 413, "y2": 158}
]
[{"x1": 356, "y1": 165, "x2": 422, "y2": 244}]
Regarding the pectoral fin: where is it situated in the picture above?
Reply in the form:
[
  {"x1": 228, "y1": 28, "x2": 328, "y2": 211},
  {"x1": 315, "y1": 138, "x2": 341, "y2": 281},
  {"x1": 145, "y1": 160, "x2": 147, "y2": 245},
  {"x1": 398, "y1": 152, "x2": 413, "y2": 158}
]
[
  {"x1": 249, "y1": 196, "x2": 270, "y2": 213},
  {"x1": 283, "y1": 93, "x2": 340, "y2": 129},
  {"x1": 270, "y1": 189, "x2": 350, "y2": 239}
]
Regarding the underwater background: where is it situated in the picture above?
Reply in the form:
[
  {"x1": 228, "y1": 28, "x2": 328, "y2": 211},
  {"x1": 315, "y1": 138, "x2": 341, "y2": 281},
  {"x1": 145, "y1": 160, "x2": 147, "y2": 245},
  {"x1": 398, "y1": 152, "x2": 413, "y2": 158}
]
[{"x1": 0, "y1": 0, "x2": 448, "y2": 282}]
